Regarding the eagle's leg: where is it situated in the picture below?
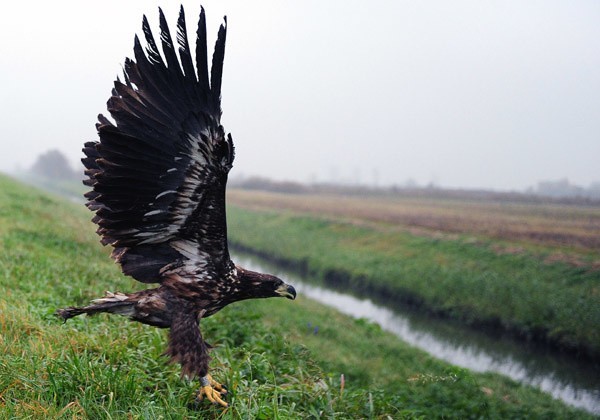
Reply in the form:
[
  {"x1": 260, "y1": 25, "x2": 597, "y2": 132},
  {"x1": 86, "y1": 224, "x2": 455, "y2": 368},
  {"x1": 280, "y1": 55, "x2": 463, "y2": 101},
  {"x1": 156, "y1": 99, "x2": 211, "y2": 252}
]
[{"x1": 167, "y1": 309, "x2": 228, "y2": 407}]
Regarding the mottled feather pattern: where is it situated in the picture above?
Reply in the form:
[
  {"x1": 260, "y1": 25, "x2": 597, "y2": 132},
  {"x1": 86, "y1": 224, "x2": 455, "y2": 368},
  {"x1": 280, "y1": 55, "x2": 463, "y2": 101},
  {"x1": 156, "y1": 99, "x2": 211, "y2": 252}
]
[
  {"x1": 167, "y1": 310, "x2": 212, "y2": 378},
  {"x1": 83, "y1": 6, "x2": 232, "y2": 283}
]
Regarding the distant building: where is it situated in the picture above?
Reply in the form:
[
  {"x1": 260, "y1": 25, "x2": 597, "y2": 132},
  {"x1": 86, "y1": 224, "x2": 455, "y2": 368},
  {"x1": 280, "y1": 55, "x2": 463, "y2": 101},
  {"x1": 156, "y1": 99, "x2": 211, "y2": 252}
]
[{"x1": 535, "y1": 178, "x2": 597, "y2": 199}]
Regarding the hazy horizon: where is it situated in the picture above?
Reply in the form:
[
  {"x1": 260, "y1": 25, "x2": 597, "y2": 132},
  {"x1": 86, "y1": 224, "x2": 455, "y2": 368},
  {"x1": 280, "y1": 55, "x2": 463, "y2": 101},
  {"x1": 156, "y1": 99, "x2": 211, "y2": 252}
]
[{"x1": 1, "y1": 0, "x2": 599, "y2": 191}]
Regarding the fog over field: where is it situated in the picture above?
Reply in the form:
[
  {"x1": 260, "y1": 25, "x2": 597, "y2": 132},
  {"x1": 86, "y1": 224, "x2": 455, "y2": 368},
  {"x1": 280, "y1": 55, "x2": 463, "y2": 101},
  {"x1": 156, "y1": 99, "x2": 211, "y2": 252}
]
[{"x1": 1, "y1": 0, "x2": 598, "y2": 191}]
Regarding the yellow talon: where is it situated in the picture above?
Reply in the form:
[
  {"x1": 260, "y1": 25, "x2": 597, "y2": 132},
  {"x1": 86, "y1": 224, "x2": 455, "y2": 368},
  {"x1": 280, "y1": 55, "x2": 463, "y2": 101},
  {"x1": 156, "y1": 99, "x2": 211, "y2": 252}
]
[
  {"x1": 197, "y1": 374, "x2": 228, "y2": 407},
  {"x1": 208, "y1": 374, "x2": 227, "y2": 394}
]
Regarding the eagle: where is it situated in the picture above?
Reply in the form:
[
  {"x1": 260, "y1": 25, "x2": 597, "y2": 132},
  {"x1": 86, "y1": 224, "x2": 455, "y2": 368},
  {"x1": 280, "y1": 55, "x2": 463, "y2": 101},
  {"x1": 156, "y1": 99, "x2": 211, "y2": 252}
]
[{"x1": 56, "y1": 5, "x2": 296, "y2": 407}]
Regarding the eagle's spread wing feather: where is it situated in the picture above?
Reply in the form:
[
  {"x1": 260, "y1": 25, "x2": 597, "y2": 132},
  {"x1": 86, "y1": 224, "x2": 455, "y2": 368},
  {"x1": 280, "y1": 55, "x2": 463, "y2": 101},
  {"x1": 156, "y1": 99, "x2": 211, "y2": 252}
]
[{"x1": 83, "y1": 6, "x2": 234, "y2": 283}]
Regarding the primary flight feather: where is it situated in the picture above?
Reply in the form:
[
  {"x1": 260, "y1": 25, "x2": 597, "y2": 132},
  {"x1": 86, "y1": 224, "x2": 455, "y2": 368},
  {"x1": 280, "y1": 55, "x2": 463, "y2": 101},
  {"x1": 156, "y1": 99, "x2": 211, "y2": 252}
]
[{"x1": 57, "y1": 5, "x2": 296, "y2": 407}]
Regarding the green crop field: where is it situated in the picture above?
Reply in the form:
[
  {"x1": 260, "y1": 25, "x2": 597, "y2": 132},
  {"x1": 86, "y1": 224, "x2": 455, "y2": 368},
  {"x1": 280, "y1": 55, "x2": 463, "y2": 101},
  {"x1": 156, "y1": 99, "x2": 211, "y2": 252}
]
[
  {"x1": 227, "y1": 189, "x2": 600, "y2": 360},
  {"x1": 0, "y1": 174, "x2": 594, "y2": 418}
]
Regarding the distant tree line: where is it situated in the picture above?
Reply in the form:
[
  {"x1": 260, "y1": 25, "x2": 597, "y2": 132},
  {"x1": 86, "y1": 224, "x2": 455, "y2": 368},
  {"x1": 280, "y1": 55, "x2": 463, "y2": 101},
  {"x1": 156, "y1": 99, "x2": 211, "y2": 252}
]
[
  {"x1": 26, "y1": 150, "x2": 600, "y2": 204},
  {"x1": 230, "y1": 176, "x2": 600, "y2": 206}
]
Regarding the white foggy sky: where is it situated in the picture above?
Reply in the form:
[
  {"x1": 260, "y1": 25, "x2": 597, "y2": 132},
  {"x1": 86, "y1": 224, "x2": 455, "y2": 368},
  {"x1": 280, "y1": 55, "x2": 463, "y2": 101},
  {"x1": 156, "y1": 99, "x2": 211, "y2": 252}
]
[{"x1": 0, "y1": 0, "x2": 598, "y2": 190}]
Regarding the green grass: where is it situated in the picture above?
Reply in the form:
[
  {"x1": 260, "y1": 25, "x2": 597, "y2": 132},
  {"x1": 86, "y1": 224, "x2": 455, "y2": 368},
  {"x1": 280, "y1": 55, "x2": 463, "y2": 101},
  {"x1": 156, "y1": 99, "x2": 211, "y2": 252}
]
[
  {"x1": 226, "y1": 205, "x2": 600, "y2": 360},
  {"x1": 0, "y1": 174, "x2": 594, "y2": 418}
]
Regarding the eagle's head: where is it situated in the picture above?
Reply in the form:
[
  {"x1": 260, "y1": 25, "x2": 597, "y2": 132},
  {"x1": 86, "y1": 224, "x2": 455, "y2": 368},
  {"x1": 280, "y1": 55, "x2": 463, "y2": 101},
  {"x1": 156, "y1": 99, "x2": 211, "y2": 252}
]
[{"x1": 235, "y1": 266, "x2": 296, "y2": 300}]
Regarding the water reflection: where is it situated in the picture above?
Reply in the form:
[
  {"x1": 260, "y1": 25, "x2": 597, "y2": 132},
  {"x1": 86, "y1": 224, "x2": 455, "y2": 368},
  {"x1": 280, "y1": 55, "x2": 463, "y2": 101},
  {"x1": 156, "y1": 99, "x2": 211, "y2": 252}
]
[{"x1": 235, "y1": 252, "x2": 600, "y2": 414}]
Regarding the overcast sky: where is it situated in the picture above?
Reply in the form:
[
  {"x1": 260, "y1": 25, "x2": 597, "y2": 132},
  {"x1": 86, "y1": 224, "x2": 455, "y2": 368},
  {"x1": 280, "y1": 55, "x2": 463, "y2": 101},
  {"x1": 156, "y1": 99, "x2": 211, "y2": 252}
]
[{"x1": 1, "y1": 0, "x2": 598, "y2": 190}]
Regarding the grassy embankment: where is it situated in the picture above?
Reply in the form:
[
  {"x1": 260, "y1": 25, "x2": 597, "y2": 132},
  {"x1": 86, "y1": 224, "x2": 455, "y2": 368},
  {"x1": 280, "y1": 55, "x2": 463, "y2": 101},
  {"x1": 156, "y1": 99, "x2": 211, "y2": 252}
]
[
  {"x1": 227, "y1": 189, "x2": 600, "y2": 360},
  {"x1": 0, "y1": 174, "x2": 594, "y2": 418}
]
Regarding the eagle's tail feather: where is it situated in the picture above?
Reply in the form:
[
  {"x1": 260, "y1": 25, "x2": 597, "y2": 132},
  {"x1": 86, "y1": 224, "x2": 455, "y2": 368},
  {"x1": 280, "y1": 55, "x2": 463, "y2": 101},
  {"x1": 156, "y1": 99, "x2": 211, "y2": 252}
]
[{"x1": 55, "y1": 291, "x2": 135, "y2": 321}]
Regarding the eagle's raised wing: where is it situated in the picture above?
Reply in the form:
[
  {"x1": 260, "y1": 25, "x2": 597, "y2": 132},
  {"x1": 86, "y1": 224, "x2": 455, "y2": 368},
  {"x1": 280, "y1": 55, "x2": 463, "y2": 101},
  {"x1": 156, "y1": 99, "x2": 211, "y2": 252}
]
[{"x1": 83, "y1": 6, "x2": 234, "y2": 283}]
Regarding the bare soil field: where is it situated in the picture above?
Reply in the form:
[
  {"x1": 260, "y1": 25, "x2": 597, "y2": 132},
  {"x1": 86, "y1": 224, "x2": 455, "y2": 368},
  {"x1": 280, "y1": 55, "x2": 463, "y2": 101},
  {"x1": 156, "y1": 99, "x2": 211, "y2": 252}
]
[{"x1": 228, "y1": 189, "x2": 600, "y2": 265}]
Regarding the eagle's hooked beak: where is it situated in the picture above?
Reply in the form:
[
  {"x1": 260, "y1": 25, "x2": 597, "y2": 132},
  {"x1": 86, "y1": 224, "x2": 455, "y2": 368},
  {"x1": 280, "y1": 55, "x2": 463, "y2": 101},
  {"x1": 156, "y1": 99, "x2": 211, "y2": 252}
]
[{"x1": 275, "y1": 283, "x2": 297, "y2": 300}]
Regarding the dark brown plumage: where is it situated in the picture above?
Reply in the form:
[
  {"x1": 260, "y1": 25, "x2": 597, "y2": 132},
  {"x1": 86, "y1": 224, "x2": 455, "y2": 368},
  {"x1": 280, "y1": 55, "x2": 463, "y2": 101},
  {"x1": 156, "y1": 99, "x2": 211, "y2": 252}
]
[{"x1": 56, "y1": 5, "x2": 296, "y2": 407}]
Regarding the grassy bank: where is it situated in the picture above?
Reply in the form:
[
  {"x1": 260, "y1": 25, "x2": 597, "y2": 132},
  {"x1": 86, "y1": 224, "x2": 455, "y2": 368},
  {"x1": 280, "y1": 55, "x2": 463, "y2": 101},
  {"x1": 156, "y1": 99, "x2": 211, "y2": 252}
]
[
  {"x1": 0, "y1": 174, "x2": 594, "y2": 418},
  {"x1": 226, "y1": 201, "x2": 600, "y2": 361}
]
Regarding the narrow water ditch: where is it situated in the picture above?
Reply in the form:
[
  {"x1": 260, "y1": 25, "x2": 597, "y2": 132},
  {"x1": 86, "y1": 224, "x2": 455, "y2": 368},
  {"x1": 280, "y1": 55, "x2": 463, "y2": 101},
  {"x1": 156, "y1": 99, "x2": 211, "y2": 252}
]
[{"x1": 233, "y1": 251, "x2": 600, "y2": 415}]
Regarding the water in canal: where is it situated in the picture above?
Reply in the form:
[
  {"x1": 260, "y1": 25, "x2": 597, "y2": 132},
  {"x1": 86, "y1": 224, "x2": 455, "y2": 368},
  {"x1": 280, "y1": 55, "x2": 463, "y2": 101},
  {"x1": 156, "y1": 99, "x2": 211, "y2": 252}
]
[{"x1": 234, "y1": 252, "x2": 600, "y2": 415}]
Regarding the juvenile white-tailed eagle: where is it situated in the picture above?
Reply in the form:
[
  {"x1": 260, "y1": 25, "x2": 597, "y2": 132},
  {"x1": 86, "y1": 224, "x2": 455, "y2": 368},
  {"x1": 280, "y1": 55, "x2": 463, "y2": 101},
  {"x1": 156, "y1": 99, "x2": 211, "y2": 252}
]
[{"x1": 56, "y1": 5, "x2": 296, "y2": 407}]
